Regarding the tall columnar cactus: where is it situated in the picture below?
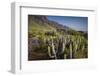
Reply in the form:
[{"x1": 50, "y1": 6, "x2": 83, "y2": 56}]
[
  {"x1": 47, "y1": 38, "x2": 55, "y2": 58},
  {"x1": 74, "y1": 41, "x2": 78, "y2": 52},
  {"x1": 47, "y1": 37, "x2": 57, "y2": 59},
  {"x1": 64, "y1": 53, "x2": 67, "y2": 59},
  {"x1": 70, "y1": 42, "x2": 73, "y2": 59},
  {"x1": 48, "y1": 46, "x2": 52, "y2": 57},
  {"x1": 52, "y1": 40, "x2": 57, "y2": 59},
  {"x1": 62, "y1": 38, "x2": 66, "y2": 53},
  {"x1": 82, "y1": 45, "x2": 85, "y2": 52},
  {"x1": 51, "y1": 38, "x2": 56, "y2": 55},
  {"x1": 72, "y1": 37, "x2": 79, "y2": 58},
  {"x1": 62, "y1": 37, "x2": 69, "y2": 59}
]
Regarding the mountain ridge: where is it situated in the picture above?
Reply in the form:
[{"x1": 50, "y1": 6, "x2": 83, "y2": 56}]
[
  {"x1": 28, "y1": 15, "x2": 87, "y2": 38},
  {"x1": 28, "y1": 15, "x2": 71, "y2": 31}
]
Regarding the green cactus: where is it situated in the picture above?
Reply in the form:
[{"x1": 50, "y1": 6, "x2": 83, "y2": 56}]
[
  {"x1": 47, "y1": 45, "x2": 55, "y2": 58},
  {"x1": 47, "y1": 37, "x2": 57, "y2": 59},
  {"x1": 62, "y1": 38, "x2": 66, "y2": 53},
  {"x1": 48, "y1": 46, "x2": 51, "y2": 57},
  {"x1": 51, "y1": 38, "x2": 56, "y2": 55},
  {"x1": 70, "y1": 43, "x2": 73, "y2": 59},
  {"x1": 64, "y1": 53, "x2": 67, "y2": 59}
]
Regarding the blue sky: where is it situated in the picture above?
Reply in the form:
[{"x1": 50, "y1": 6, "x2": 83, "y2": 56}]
[{"x1": 47, "y1": 16, "x2": 88, "y2": 32}]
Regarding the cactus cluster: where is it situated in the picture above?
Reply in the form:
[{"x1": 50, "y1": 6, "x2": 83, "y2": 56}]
[
  {"x1": 28, "y1": 30, "x2": 88, "y2": 60},
  {"x1": 45, "y1": 35, "x2": 87, "y2": 59}
]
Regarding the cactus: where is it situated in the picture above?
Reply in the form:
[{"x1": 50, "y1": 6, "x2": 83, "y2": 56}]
[
  {"x1": 48, "y1": 46, "x2": 51, "y2": 57},
  {"x1": 51, "y1": 40, "x2": 57, "y2": 59},
  {"x1": 82, "y1": 45, "x2": 85, "y2": 52},
  {"x1": 62, "y1": 38, "x2": 66, "y2": 53},
  {"x1": 46, "y1": 34, "x2": 87, "y2": 59},
  {"x1": 64, "y1": 53, "x2": 67, "y2": 59},
  {"x1": 70, "y1": 42, "x2": 73, "y2": 59},
  {"x1": 47, "y1": 37, "x2": 57, "y2": 59},
  {"x1": 51, "y1": 38, "x2": 56, "y2": 54},
  {"x1": 47, "y1": 46, "x2": 55, "y2": 58}
]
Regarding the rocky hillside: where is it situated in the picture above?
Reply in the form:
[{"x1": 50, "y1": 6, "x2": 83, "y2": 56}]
[{"x1": 28, "y1": 15, "x2": 71, "y2": 33}]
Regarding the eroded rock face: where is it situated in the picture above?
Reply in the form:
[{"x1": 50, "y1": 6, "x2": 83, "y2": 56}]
[{"x1": 28, "y1": 15, "x2": 48, "y2": 24}]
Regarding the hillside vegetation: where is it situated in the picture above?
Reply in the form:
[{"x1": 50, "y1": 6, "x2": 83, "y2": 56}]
[{"x1": 28, "y1": 15, "x2": 88, "y2": 60}]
